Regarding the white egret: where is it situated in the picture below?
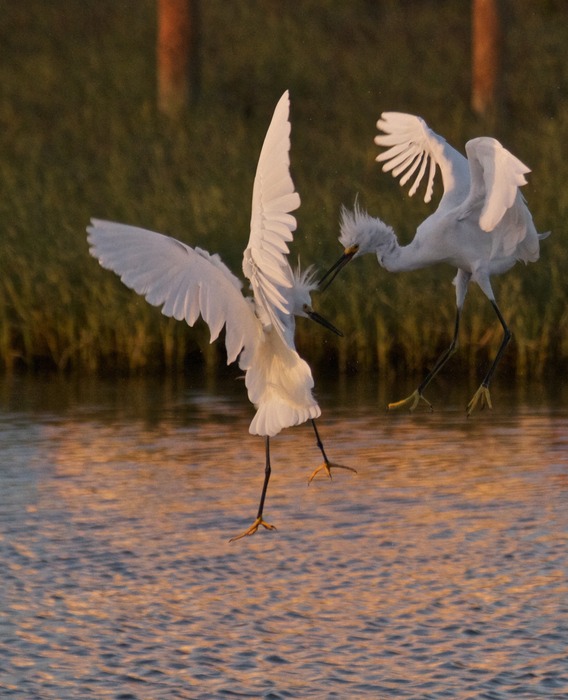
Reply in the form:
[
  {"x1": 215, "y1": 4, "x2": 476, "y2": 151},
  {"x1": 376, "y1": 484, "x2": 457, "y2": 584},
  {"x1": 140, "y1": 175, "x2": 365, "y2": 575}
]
[
  {"x1": 87, "y1": 91, "x2": 354, "y2": 542},
  {"x1": 321, "y1": 112, "x2": 549, "y2": 415}
]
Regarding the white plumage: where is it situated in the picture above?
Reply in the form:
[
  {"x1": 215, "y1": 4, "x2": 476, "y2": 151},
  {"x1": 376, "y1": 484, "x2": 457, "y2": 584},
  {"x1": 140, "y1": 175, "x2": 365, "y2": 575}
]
[
  {"x1": 88, "y1": 91, "x2": 353, "y2": 541},
  {"x1": 323, "y1": 111, "x2": 549, "y2": 415}
]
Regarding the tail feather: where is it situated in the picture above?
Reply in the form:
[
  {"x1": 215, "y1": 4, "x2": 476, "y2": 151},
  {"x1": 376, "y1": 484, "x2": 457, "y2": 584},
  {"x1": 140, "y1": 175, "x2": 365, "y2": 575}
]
[
  {"x1": 246, "y1": 330, "x2": 320, "y2": 437},
  {"x1": 249, "y1": 400, "x2": 320, "y2": 437}
]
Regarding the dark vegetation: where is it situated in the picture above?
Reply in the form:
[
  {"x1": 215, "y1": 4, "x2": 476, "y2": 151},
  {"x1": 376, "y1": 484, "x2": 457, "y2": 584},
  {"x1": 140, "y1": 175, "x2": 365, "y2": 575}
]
[{"x1": 0, "y1": 1, "x2": 566, "y2": 379}]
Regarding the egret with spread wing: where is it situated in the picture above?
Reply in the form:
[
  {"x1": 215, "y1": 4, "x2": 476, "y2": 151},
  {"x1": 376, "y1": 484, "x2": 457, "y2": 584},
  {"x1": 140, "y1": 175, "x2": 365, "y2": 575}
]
[
  {"x1": 321, "y1": 112, "x2": 548, "y2": 415},
  {"x1": 88, "y1": 91, "x2": 354, "y2": 542}
]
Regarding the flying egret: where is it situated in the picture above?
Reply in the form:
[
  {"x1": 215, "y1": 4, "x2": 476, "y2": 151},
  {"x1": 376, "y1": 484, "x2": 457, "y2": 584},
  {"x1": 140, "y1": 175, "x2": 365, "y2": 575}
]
[
  {"x1": 321, "y1": 112, "x2": 549, "y2": 415},
  {"x1": 87, "y1": 91, "x2": 355, "y2": 542}
]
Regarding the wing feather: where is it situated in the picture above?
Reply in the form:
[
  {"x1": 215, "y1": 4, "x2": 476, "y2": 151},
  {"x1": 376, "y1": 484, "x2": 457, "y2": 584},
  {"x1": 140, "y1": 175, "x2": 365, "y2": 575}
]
[
  {"x1": 87, "y1": 220, "x2": 261, "y2": 368},
  {"x1": 461, "y1": 137, "x2": 530, "y2": 232},
  {"x1": 375, "y1": 112, "x2": 470, "y2": 208},
  {"x1": 243, "y1": 91, "x2": 300, "y2": 337}
]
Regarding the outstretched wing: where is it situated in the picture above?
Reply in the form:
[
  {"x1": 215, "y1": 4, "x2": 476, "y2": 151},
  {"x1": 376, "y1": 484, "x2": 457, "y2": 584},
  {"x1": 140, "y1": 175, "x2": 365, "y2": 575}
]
[
  {"x1": 242, "y1": 90, "x2": 301, "y2": 336},
  {"x1": 375, "y1": 112, "x2": 470, "y2": 209},
  {"x1": 459, "y1": 137, "x2": 531, "y2": 232},
  {"x1": 87, "y1": 219, "x2": 261, "y2": 368}
]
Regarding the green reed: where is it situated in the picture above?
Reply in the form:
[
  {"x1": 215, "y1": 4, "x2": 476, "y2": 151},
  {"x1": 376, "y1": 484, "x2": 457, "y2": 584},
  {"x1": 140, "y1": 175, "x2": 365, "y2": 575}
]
[{"x1": 0, "y1": 0, "x2": 566, "y2": 377}]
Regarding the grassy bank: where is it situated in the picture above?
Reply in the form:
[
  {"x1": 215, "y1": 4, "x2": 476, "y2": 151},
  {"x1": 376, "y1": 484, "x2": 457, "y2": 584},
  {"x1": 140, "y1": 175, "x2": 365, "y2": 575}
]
[{"x1": 0, "y1": 0, "x2": 566, "y2": 378}]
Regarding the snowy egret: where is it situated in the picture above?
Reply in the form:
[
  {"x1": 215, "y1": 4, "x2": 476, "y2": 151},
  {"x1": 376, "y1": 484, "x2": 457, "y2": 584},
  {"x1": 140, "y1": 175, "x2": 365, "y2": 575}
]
[
  {"x1": 321, "y1": 112, "x2": 549, "y2": 415},
  {"x1": 87, "y1": 91, "x2": 355, "y2": 542}
]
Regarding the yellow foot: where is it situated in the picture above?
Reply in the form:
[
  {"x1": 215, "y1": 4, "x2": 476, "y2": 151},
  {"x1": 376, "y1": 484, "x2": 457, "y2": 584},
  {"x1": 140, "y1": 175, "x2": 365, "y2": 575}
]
[
  {"x1": 308, "y1": 461, "x2": 358, "y2": 485},
  {"x1": 466, "y1": 385, "x2": 492, "y2": 416},
  {"x1": 229, "y1": 516, "x2": 277, "y2": 542},
  {"x1": 387, "y1": 389, "x2": 433, "y2": 413}
]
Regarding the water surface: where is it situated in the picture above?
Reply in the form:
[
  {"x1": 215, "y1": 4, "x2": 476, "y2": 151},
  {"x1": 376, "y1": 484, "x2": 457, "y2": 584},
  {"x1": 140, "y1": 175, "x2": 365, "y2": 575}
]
[{"x1": 1, "y1": 374, "x2": 567, "y2": 698}]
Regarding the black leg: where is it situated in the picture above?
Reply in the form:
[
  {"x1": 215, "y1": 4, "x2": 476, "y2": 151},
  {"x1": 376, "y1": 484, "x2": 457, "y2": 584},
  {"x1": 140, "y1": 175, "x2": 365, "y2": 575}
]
[
  {"x1": 466, "y1": 300, "x2": 512, "y2": 416},
  {"x1": 255, "y1": 437, "x2": 272, "y2": 520},
  {"x1": 388, "y1": 306, "x2": 462, "y2": 412},
  {"x1": 308, "y1": 419, "x2": 357, "y2": 484},
  {"x1": 229, "y1": 436, "x2": 276, "y2": 541},
  {"x1": 418, "y1": 306, "x2": 461, "y2": 394},
  {"x1": 481, "y1": 300, "x2": 512, "y2": 387},
  {"x1": 311, "y1": 419, "x2": 330, "y2": 463}
]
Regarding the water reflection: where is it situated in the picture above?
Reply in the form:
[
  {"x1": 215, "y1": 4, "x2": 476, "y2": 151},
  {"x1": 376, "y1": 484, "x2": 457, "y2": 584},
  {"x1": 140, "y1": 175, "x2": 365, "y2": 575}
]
[{"x1": 0, "y1": 374, "x2": 567, "y2": 698}]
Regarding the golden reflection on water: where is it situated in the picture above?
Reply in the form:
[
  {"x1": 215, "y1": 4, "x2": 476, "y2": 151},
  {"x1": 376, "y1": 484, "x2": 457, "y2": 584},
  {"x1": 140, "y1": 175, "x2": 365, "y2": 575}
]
[{"x1": 1, "y1": 375, "x2": 567, "y2": 697}]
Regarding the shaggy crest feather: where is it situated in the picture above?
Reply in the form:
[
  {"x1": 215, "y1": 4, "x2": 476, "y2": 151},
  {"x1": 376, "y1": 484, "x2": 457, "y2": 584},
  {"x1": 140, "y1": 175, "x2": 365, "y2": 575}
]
[
  {"x1": 339, "y1": 202, "x2": 395, "y2": 256},
  {"x1": 291, "y1": 259, "x2": 318, "y2": 294}
]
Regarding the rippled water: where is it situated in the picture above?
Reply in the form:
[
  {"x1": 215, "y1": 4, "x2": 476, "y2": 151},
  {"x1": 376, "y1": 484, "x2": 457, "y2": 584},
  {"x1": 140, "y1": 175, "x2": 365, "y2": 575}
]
[{"x1": 1, "y1": 374, "x2": 567, "y2": 699}]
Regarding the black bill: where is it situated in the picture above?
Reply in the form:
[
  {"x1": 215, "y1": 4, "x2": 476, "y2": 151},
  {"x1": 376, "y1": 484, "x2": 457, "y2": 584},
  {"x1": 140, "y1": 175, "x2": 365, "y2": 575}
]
[
  {"x1": 318, "y1": 249, "x2": 357, "y2": 292},
  {"x1": 306, "y1": 309, "x2": 343, "y2": 337}
]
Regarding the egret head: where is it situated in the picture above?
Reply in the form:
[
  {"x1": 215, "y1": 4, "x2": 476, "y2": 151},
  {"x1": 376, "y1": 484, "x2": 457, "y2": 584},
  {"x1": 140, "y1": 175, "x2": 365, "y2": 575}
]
[
  {"x1": 291, "y1": 263, "x2": 343, "y2": 336},
  {"x1": 319, "y1": 203, "x2": 395, "y2": 290}
]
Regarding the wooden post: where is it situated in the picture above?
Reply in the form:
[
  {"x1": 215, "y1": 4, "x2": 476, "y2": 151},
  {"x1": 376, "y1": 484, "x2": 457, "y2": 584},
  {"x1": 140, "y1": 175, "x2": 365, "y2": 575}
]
[
  {"x1": 157, "y1": 0, "x2": 200, "y2": 117},
  {"x1": 471, "y1": 0, "x2": 502, "y2": 121}
]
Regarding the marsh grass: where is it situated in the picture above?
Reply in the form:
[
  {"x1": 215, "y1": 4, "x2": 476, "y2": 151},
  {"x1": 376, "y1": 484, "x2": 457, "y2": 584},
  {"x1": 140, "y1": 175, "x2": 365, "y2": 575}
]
[{"x1": 0, "y1": 0, "x2": 566, "y2": 378}]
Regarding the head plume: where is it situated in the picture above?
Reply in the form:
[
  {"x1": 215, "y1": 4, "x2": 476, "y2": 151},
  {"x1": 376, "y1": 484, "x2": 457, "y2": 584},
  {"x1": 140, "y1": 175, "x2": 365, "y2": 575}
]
[
  {"x1": 292, "y1": 258, "x2": 318, "y2": 294},
  {"x1": 285, "y1": 258, "x2": 318, "y2": 313},
  {"x1": 339, "y1": 200, "x2": 395, "y2": 257}
]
